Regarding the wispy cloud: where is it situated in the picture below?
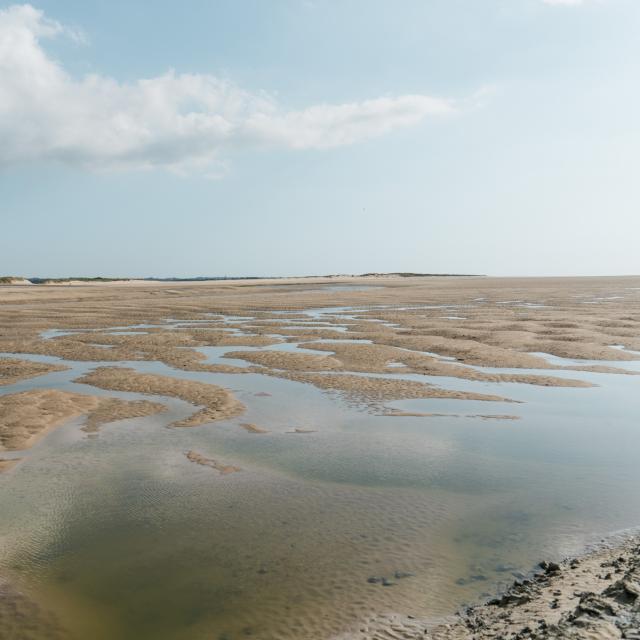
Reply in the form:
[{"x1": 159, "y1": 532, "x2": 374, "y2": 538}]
[
  {"x1": 0, "y1": 4, "x2": 457, "y2": 176},
  {"x1": 541, "y1": 0, "x2": 590, "y2": 6}
]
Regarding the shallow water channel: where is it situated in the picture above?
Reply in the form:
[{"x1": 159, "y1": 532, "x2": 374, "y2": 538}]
[{"x1": 1, "y1": 308, "x2": 640, "y2": 639}]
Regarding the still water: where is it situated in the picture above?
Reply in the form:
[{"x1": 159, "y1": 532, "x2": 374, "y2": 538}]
[{"x1": 1, "y1": 318, "x2": 640, "y2": 638}]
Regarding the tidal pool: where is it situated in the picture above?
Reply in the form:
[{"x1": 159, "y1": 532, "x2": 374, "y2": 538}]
[{"x1": 2, "y1": 317, "x2": 640, "y2": 639}]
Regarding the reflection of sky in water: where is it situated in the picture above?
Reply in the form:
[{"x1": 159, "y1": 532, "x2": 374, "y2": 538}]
[{"x1": 2, "y1": 307, "x2": 640, "y2": 638}]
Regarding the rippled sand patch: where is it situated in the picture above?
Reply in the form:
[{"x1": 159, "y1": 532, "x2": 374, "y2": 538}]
[
  {"x1": 2, "y1": 276, "x2": 640, "y2": 638},
  {"x1": 0, "y1": 389, "x2": 167, "y2": 454},
  {"x1": 185, "y1": 449, "x2": 241, "y2": 474},
  {"x1": 381, "y1": 410, "x2": 521, "y2": 420},
  {"x1": 76, "y1": 366, "x2": 245, "y2": 426},
  {"x1": 0, "y1": 331, "x2": 249, "y2": 374},
  {"x1": 0, "y1": 578, "x2": 68, "y2": 640},
  {"x1": 227, "y1": 349, "x2": 342, "y2": 371},
  {"x1": 82, "y1": 397, "x2": 167, "y2": 433},
  {"x1": 239, "y1": 422, "x2": 269, "y2": 433},
  {"x1": 291, "y1": 342, "x2": 596, "y2": 388},
  {"x1": 0, "y1": 357, "x2": 68, "y2": 386},
  {"x1": 258, "y1": 370, "x2": 515, "y2": 405},
  {"x1": 0, "y1": 458, "x2": 20, "y2": 472}
]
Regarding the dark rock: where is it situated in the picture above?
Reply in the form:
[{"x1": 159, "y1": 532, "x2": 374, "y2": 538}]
[
  {"x1": 394, "y1": 571, "x2": 415, "y2": 579},
  {"x1": 489, "y1": 592, "x2": 532, "y2": 607},
  {"x1": 603, "y1": 578, "x2": 640, "y2": 604},
  {"x1": 575, "y1": 592, "x2": 618, "y2": 618},
  {"x1": 539, "y1": 561, "x2": 561, "y2": 575},
  {"x1": 367, "y1": 576, "x2": 382, "y2": 584}
]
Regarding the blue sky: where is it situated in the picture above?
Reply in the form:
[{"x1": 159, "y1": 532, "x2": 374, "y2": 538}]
[{"x1": 1, "y1": 0, "x2": 639, "y2": 278}]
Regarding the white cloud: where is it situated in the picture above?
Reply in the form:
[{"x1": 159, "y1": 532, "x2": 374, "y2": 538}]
[
  {"x1": 541, "y1": 0, "x2": 589, "y2": 5},
  {"x1": 0, "y1": 4, "x2": 456, "y2": 175}
]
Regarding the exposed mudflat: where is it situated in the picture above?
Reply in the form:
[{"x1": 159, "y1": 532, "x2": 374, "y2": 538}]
[
  {"x1": 75, "y1": 366, "x2": 245, "y2": 426},
  {"x1": 2, "y1": 276, "x2": 640, "y2": 387},
  {"x1": 185, "y1": 449, "x2": 242, "y2": 474},
  {"x1": 258, "y1": 370, "x2": 515, "y2": 405},
  {"x1": 239, "y1": 422, "x2": 269, "y2": 433},
  {"x1": 0, "y1": 357, "x2": 68, "y2": 386},
  {"x1": 1, "y1": 275, "x2": 640, "y2": 639},
  {"x1": 0, "y1": 389, "x2": 166, "y2": 454}
]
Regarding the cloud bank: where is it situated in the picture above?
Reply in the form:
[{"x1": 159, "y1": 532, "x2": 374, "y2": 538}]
[{"x1": 0, "y1": 4, "x2": 455, "y2": 175}]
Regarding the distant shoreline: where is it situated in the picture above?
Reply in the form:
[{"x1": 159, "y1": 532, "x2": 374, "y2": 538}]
[{"x1": 0, "y1": 273, "x2": 485, "y2": 286}]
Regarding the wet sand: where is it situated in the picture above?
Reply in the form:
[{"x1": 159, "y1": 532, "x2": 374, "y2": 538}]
[
  {"x1": 381, "y1": 410, "x2": 521, "y2": 420},
  {"x1": 0, "y1": 577, "x2": 68, "y2": 639},
  {"x1": 0, "y1": 389, "x2": 166, "y2": 454},
  {"x1": 185, "y1": 450, "x2": 242, "y2": 474},
  {"x1": 257, "y1": 370, "x2": 515, "y2": 405},
  {"x1": 2, "y1": 276, "x2": 639, "y2": 397},
  {"x1": 341, "y1": 532, "x2": 640, "y2": 639},
  {"x1": 239, "y1": 422, "x2": 269, "y2": 433},
  {"x1": 0, "y1": 459, "x2": 20, "y2": 472},
  {"x1": 0, "y1": 357, "x2": 68, "y2": 386},
  {"x1": 82, "y1": 397, "x2": 168, "y2": 433},
  {"x1": 75, "y1": 366, "x2": 245, "y2": 426},
  {"x1": 1, "y1": 275, "x2": 640, "y2": 638}
]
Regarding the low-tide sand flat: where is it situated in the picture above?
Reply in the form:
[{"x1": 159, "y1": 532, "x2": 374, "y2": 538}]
[{"x1": 1, "y1": 275, "x2": 640, "y2": 639}]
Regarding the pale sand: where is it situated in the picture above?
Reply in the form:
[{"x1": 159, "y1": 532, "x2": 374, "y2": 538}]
[
  {"x1": 81, "y1": 397, "x2": 167, "y2": 433},
  {"x1": 0, "y1": 330, "x2": 250, "y2": 374},
  {"x1": 229, "y1": 343, "x2": 595, "y2": 388},
  {"x1": 239, "y1": 422, "x2": 269, "y2": 433},
  {"x1": 0, "y1": 357, "x2": 68, "y2": 386},
  {"x1": 185, "y1": 449, "x2": 241, "y2": 474},
  {"x1": 1, "y1": 276, "x2": 638, "y2": 396},
  {"x1": 256, "y1": 370, "x2": 516, "y2": 405},
  {"x1": 76, "y1": 367, "x2": 245, "y2": 427},
  {"x1": 2, "y1": 276, "x2": 640, "y2": 636},
  {"x1": 226, "y1": 349, "x2": 343, "y2": 371},
  {"x1": 0, "y1": 389, "x2": 166, "y2": 453},
  {"x1": 381, "y1": 410, "x2": 521, "y2": 420},
  {"x1": 0, "y1": 459, "x2": 20, "y2": 472}
]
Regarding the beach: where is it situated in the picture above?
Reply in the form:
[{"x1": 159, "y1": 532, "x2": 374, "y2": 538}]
[{"x1": 1, "y1": 274, "x2": 639, "y2": 639}]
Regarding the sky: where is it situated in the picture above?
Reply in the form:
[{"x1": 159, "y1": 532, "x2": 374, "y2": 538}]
[{"x1": 1, "y1": 0, "x2": 639, "y2": 278}]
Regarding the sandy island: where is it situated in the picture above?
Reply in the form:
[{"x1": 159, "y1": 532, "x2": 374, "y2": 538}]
[
  {"x1": 76, "y1": 367, "x2": 245, "y2": 427},
  {"x1": 0, "y1": 389, "x2": 166, "y2": 465},
  {"x1": 0, "y1": 357, "x2": 68, "y2": 386},
  {"x1": 185, "y1": 450, "x2": 241, "y2": 474}
]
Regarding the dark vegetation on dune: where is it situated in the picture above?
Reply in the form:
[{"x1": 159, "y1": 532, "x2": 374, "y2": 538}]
[{"x1": 0, "y1": 273, "x2": 484, "y2": 285}]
